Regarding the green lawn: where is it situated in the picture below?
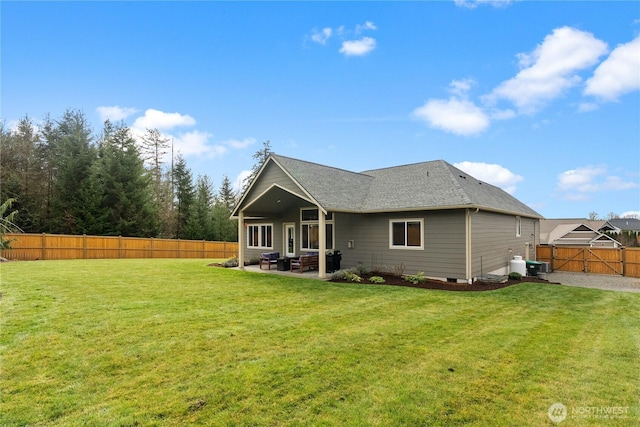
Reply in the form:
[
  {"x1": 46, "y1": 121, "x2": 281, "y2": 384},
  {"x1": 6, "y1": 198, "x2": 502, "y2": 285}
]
[{"x1": 1, "y1": 259, "x2": 638, "y2": 426}]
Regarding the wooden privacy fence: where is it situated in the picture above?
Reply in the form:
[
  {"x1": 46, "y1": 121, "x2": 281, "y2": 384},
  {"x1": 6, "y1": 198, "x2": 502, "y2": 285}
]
[
  {"x1": 536, "y1": 245, "x2": 640, "y2": 278},
  {"x1": 1, "y1": 233, "x2": 238, "y2": 261}
]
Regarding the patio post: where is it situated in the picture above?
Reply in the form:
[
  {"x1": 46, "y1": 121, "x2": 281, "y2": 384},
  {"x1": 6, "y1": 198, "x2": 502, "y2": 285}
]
[
  {"x1": 238, "y1": 210, "x2": 245, "y2": 270},
  {"x1": 318, "y1": 208, "x2": 326, "y2": 279}
]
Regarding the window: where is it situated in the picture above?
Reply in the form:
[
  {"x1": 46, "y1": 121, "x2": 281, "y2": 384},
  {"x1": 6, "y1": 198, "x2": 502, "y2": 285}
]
[
  {"x1": 389, "y1": 219, "x2": 423, "y2": 249},
  {"x1": 300, "y1": 208, "x2": 334, "y2": 250},
  {"x1": 247, "y1": 224, "x2": 273, "y2": 248},
  {"x1": 516, "y1": 216, "x2": 522, "y2": 237}
]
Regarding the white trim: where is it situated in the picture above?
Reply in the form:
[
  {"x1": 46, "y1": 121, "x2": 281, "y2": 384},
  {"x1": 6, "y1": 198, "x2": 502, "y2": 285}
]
[
  {"x1": 300, "y1": 207, "x2": 334, "y2": 251},
  {"x1": 283, "y1": 223, "x2": 296, "y2": 257},
  {"x1": 247, "y1": 223, "x2": 274, "y2": 249},
  {"x1": 516, "y1": 216, "x2": 522, "y2": 237},
  {"x1": 389, "y1": 218, "x2": 424, "y2": 250}
]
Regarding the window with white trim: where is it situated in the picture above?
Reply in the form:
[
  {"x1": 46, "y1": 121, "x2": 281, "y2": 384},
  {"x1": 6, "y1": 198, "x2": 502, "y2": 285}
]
[
  {"x1": 247, "y1": 224, "x2": 273, "y2": 249},
  {"x1": 389, "y1": 219, "x2": 424, "y2": 249},
  {"x1": 300, "y1": 208, "x2": 334, "y2": 250},
  {"x1": 516, "y1": 216, "x2": 522, "y2": 237}
]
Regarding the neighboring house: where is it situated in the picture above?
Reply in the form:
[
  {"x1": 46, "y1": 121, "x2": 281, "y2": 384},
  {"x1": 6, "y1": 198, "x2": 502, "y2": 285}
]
[
  {"x1": 231, "y1": 154, "x2": 542, "y2": 281},
  {"x1": 540, "y1": 219, "x2": 622, "y2": 248},
  {"x1": 599, "y1": 218, "x2": 640, "y2": 234}
]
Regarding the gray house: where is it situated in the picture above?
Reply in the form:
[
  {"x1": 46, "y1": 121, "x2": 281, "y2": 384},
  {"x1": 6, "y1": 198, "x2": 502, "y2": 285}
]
[{"x1": 231, "y1": 154, "x2": 542, "y2": 281}]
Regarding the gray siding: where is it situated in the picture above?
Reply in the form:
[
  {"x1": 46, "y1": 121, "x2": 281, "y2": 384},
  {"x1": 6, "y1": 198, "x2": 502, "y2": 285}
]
[
  {"x1": 470, "y1": 211, "x2": 538, "y2": 276},
  {"x1": 336, "y1": 210, "x2": 466, "y2": 279},
  {"x1": 246, "y1": 162, "x2": 301, "y2": 201},
  {"x1": 243, "y1": 219, "x2": 283, "y2": 262}
]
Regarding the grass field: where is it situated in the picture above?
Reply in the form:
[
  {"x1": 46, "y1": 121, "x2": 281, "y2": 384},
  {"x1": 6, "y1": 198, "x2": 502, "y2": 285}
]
[{"x1": 1, "y1": 259, "x2": 638, "y2": 426}]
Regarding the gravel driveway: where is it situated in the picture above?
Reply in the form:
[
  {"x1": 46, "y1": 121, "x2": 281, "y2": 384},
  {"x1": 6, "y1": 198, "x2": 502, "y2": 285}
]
[{"x1": 545, "y1": 271, "x2": 640, "y2": 293}]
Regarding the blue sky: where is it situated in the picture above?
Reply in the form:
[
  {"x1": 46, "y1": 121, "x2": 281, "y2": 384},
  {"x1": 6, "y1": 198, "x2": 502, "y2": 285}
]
[{"x1": 2, "y1": 0, "x2": 639, "y2": 219}]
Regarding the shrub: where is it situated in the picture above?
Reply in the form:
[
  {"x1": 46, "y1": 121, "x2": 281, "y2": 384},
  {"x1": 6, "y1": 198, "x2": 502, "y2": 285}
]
[
  {"x1": 368, "y1": 275, "x2": 386, "y2": 284},
  {"x1": 404, "y1": 271, "x2": 426, "y2": 285},
  {"x1": 392, "y1": 263, "x2": 406, "y2": 278},
  {"x1": 508, "y1": 272, "x2": 522, "y2": 281},
  {"x1": 223, "y1": 256, "x2": 239, "y2": 268},
  {"x1": 344, "y1": 271, "x2": 362, "y2": 283},
  {"x1": 355, "y1": 263, "x2": 369, "y2": 276},
  {"x1": 331, "y1": 269, "x2": 348, "y2": 281}
]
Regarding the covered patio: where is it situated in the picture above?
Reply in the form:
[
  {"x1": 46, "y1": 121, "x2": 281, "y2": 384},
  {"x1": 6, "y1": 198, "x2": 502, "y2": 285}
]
[{"x1": 238, "y1": 263, "x2": 330, "y2": 281}]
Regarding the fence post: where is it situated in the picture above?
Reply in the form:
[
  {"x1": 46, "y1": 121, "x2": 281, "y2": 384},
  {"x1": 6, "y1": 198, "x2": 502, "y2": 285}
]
[
  {"x1": 202, "y1": 240, "x2": 205, "y2": 259},
  {"x1": 83, "y1": 234, "x2": 87, "y2": 259},
  {"x1": 41, "y1": 233, "x2": 46, "y2": 260},
  {"x1": 150, "y1": 237, "x2": 154, "y2": 259},
  {"x1": 119, "y1": 236, "x2": 122, "y2": 259}
]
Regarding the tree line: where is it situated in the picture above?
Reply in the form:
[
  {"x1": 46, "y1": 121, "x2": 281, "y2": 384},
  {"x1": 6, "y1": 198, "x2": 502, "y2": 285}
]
[{"x1": 1, "y1": 109, "x2": 247, "y2": 242}]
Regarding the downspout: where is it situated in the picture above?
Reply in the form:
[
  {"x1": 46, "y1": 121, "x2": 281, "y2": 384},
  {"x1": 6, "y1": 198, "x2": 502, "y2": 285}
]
[
  {"x1": 465, "y1": 208, "x2": 473, "y2": 282},
  {"x1": 238, "y1": 210, "x2": 245, "y2": 270},
  {"x1": 466, "y1": 208, "x2": 480, "y2": 282},
  {"x1": 318, "y1": 208, "x2": 326, "y2": 279}
]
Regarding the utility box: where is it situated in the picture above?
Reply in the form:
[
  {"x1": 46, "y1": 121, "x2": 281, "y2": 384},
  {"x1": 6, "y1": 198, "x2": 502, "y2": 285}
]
[{"x1": 526, "y1": 260, "x2": 543, "y2": 277}]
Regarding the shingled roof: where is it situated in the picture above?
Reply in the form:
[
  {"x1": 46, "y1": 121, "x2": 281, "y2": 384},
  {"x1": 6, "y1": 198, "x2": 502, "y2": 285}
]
[{"x1": 258, "y1": 154, "x2": 541, "y2": 218}]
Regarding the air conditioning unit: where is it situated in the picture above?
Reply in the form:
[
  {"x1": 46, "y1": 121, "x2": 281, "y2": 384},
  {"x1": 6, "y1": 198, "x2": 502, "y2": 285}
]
[{"x1": 539, "y1": 262, "x2": 551, "y2": 273}]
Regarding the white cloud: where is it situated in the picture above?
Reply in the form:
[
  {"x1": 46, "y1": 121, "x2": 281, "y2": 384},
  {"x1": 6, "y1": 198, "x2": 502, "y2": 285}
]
[
  {"x1": 454, "y1": 161, "x2": 523, "y2": 194},
  {"x1": 413, "y1": 78, "x2": 490, "y2": 135},
  {"x1": 132, "y1": 109, "x2": 196, "y2": 130},
  {"x1": 311, "y1": 27, "x2": 332, "y2": 45},
  {"x1": 223, "y1": 137, "x2": 256, "y2": 149},
  {"x1": 413, "y1": 97, "x2": 490, "y2": 136},
  {"x1": 557, "y1": 166, "x2": 606, "y2": 191},
  {"x1": 557, "y1": 166, "x2": 639, "y2": 200},
  {"x1": 449, "y1": 78, "x2": 476, "y2": 97},
  {"x1": 173, "y1": 130, "x2": 227, "y2": 159},
  {"x1": 110, "y1": 107, "x2": 255, "y2": 167},
  {"x1": 340, "y1": 37, "x2": 377, "y2": 56},
  {"x1": 96, "y1": 106, "x2": 138, "y2": 122},
  {"x1": 233, "y1": 170, "x2": 252, "y2": 192},
  {"x1": 621, "y1": 211, "x2": 640, "y2": 219},
  {"x1": 584, "y1": 35, "x2": 640, "y2": 100},
  {"x1": 311, "y1": 22, "x2": 378, "y2": 57},
  {"x1": 486, "y1": 27, "x2": 608, "y2": 113},
  {"x1": 355, "y1": 21, "x2": 377, "y2": 33}
]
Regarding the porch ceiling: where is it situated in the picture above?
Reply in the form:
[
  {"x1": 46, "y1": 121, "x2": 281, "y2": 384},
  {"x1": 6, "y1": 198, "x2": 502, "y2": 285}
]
[{"x1": 242, "y1": 186, "x2": 311, "y2": 217}]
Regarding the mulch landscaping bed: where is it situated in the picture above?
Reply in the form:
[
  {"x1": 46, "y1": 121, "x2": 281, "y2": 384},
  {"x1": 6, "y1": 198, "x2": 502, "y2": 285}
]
[{"x1": 330, "y1": 272, "x2": 558, "y2": 292}]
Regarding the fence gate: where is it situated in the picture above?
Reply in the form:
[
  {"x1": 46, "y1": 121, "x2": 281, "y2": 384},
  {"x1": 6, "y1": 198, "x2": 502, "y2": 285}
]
[{"x1": 548, "y1": 246, "x2": 623, "y2": 275}]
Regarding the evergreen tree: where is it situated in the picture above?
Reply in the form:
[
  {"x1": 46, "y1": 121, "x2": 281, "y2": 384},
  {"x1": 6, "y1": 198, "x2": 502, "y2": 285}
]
[
  {"x1": 213, "y1": 174, "x2": 238, "y2": 242},
  {"x1": 139, "y1": 128, "x2": 175, "y2": 238},
  {"x1": 0, "y1": 117, "x2": 49, "y2": 232},
  {"x1": 218, "y1": 174, "x2": 238, "y2": 211},
  {"x1": 173, "y1": 154, "x2": 195, "y2": 239},
  {"x1": 46, "y1": 110, "x2": 98, "y2": 234},
  {"x1": 184, "y1": 175, "x2": 215, "y2": 241},
  {"x1": 94, "y1": 121, "x2": 158, "y2": 237}
]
